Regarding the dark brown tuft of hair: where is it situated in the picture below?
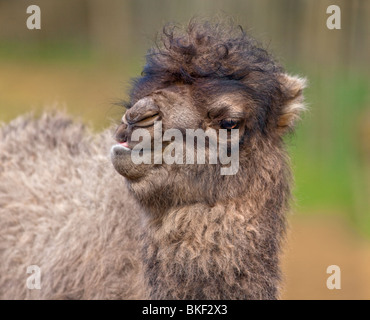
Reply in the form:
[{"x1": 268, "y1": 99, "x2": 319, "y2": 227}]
[{"x1": 130, "y1": 19, "x2": 289, "y2": 135}]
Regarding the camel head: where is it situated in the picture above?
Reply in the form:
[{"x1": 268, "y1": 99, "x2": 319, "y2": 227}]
[{"x1": 111, "y1": 20, "x2": 306, "y2": 213}]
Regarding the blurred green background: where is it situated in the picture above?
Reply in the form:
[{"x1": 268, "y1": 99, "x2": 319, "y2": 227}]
[{"x1": 0, "y1": 0, "x2": 369, "y2": 299}]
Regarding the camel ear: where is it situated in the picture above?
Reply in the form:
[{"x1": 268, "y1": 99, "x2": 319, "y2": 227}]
[{"x1": 277, "y1": 74, "x2": 307, "y2": 135}]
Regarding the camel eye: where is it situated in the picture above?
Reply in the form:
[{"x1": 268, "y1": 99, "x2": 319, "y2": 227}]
[{"x1": 220, "y1": 119, "x2": 240, "y2": 130}]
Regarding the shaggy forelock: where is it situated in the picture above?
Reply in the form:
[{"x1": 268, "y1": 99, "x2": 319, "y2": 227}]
[
  {"x1": 148, "y1": 19, "x2": 281, "y2": 81},
  {"x1": 129, "y1": 20, "x2": 285, "y2": 134},
  {"x1": 130, "y1": 20, "x2": 282, "y2": 91}
]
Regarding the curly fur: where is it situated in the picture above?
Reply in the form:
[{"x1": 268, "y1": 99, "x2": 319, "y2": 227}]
[
  {"x1": 0, "y1": 20, "x2": 306, "y2": 300},
  {"x1": 0, "y1": 113, "x2": 146, "y2": 299}
]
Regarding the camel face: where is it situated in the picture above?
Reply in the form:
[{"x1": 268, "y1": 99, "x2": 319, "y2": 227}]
[
  {"x1": 111, "y1": 83, "x2": 243, "y2": 179},
  {"x1": 110, "y1": 83, "x2": 249, "y2": 212}
]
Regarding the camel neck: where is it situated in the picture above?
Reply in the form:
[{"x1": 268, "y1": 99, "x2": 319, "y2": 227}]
[{"x1": 140, "y1": 193, "x2": 287, "y2": 299}]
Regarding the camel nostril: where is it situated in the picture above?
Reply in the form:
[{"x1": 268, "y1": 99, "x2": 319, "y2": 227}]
[
  {"x1": 125, "y1": 97, "x2": 160, "y2": 127},
  {"x1": 126, "y1": 110, "x2": 160, "y2": 127},
  {"x1": 114, "y1": 123, "x2": 128, "y2": 143}
]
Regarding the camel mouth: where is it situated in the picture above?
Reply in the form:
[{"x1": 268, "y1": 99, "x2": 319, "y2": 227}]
[
  {"x1": 120, "y1": 141, "x2": 132, "y2": 150},
  {"x1": 110, "y1": 143, "x2": 154, "y2": 181},
  {"x1": 111, "y1": 143, "x2": 131, "y2": 156}
]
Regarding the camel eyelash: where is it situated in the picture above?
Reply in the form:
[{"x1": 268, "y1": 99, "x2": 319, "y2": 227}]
[
  {"x1": 113, "y1": 99, "x2": 132, "y2": 109},
  {"x1": 123, "y1": 101, "x2": 132, "y2": 109}
]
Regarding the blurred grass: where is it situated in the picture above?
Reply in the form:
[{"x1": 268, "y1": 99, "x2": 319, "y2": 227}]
[
  {"x1": 0, "y1": 43, "x2": 369, "y2": 235},
  {"x1": 288, "y1": 69, "x2": 370, "y2": 235},
  {"x1": 0, "y1": 40, "x2": 92, "y2": 64},
  {"x1": 0, "y1": 41, "x2": 142, "y2": 131}
]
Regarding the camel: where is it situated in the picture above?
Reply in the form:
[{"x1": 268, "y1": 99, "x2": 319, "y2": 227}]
[{"x1": 0, "y1": 20, "x2": 306, "y2": 299}]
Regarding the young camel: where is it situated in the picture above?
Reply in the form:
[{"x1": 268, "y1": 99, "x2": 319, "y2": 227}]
[{"x1": 0, "y1": 21, "x2": 306, "y2": 299}]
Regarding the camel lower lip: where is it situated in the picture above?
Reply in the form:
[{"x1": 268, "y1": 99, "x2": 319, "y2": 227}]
[{"x1": 111, "y1": 144, "x2": 131, "y2": 156}]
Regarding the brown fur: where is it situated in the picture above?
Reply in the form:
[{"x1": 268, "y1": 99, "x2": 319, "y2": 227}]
[{"x1": 0, "y1": 20, "x2": 306, "y2": 299}]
